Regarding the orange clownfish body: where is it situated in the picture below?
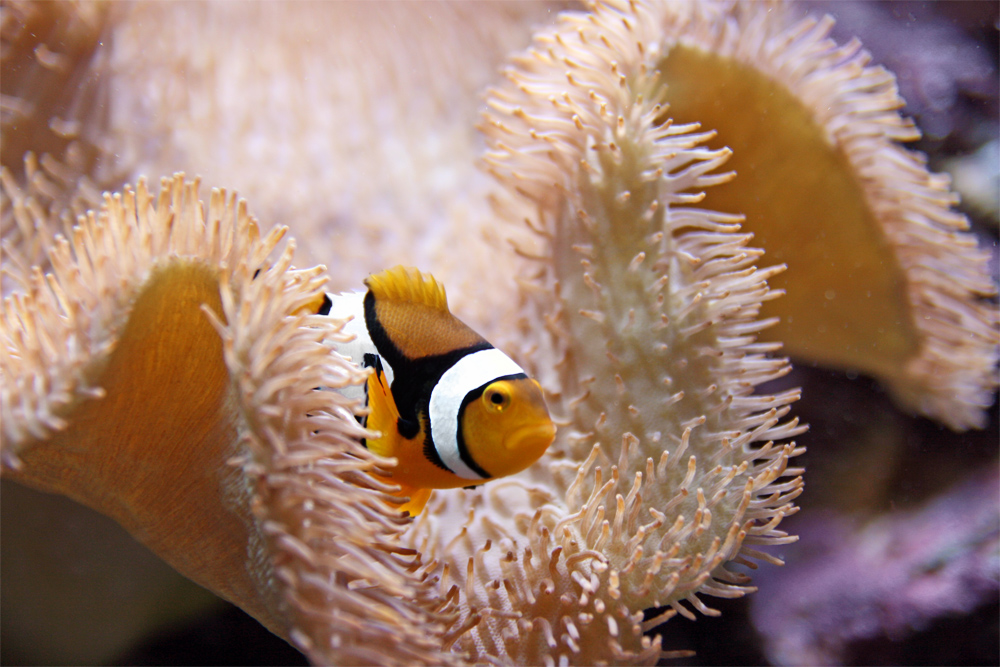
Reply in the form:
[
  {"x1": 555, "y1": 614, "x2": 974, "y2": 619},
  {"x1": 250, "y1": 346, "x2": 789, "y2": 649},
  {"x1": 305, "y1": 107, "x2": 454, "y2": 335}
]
[{"x1": 318, "y1": 266, "x2": 555, "y2": 515}]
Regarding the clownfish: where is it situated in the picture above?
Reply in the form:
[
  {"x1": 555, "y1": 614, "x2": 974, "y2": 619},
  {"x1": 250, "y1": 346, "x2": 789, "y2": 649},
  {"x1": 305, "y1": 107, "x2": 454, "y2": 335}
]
[{"x1": 317, "y1": 266, "x2": 556, "y2": 515}]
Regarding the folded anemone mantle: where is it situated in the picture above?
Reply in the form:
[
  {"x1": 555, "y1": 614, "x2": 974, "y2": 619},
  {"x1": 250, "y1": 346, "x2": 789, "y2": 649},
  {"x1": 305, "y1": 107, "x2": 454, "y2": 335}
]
[
  {"x1": 2, "y1": 1, "x2": 998, "y2": 666},
  {"x1": 0, "y1": 175, "x2": 465, "y2": 665}
]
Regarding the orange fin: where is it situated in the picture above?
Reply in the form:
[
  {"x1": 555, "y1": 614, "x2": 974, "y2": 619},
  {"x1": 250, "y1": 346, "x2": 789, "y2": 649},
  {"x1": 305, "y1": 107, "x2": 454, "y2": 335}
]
[
  {"x1": 364, "y1": 266, "x2": 449, "y2": 313},
  {"x1": 397, "y1": 486, "x2": 433, "y2": 516},
  {"x1": 364, "y1": 363, "x2": 398, "y2": 459},
  {"x1": 300, "y1": 291, "x2": 329, "y2": 315}
]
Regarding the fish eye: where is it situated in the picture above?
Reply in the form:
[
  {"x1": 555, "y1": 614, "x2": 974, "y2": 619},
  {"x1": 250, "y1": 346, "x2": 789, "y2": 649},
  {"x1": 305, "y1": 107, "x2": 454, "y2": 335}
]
[{"x1": 483, "y1": 383, "x2": 512, "y2": 413}]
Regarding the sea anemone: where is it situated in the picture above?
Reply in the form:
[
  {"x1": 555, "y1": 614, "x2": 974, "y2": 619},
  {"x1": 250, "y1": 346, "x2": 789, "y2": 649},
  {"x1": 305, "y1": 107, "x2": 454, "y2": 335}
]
[
  {"x1": 1, "y1": 174, "x2": 461, "y2": 665},
  {"x1": 2, "y1": 0, "x2": 996, "y2": 665},
  {"x1": 631, "y1": 1, "x2": 998, "y2": 430}
]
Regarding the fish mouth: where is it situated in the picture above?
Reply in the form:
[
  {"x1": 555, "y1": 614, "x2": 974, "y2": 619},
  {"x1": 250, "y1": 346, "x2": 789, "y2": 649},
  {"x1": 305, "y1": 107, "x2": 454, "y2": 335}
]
[{"x1": 506, "y1": 421, "x2": 557, "y2": 455}]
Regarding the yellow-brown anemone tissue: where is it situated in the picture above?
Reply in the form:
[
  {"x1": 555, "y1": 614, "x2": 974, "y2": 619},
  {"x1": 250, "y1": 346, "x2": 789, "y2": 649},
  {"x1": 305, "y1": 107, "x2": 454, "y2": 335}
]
[
  {"x1": 621, "y1": 0, "x2": 997, "y2": 430},
  {"x1": 0, "y1": 174, "x2": 462, "y2": 666}
]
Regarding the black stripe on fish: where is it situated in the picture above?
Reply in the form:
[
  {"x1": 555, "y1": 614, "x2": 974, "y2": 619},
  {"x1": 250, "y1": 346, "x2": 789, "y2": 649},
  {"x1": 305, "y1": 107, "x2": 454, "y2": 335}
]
[
  {"x1": 363, "y1": 290, "x2": 408, "y2": 374},
  {"x1": 317, "y1": 293, "x2": 333, "y2": 316},
  {"x1": 401, "y1": 345, "x2": 492, "y2": 475},
  {"x1": 422, "y1": 424, "x2": 449, "y2": 473}
]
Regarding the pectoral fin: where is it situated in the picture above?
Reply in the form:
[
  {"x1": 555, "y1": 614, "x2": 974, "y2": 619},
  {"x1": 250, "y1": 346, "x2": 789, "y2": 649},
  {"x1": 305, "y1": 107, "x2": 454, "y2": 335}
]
[
  {"x1": 396, "y1": 486, "x2": 433, "y2": 516},
  {"x1": 364, "y1": 362, "x2": 398, "y2": 459}
]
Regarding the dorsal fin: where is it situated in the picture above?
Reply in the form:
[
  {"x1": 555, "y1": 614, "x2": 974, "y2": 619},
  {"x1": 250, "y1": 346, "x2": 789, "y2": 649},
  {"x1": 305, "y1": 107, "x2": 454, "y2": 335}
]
[
  {"x1": 364, "y1": 266, "x2": 448, "y2": 312},
  {"x1": 363, "y1": 266, "x2": 486, "y2": 360}
]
